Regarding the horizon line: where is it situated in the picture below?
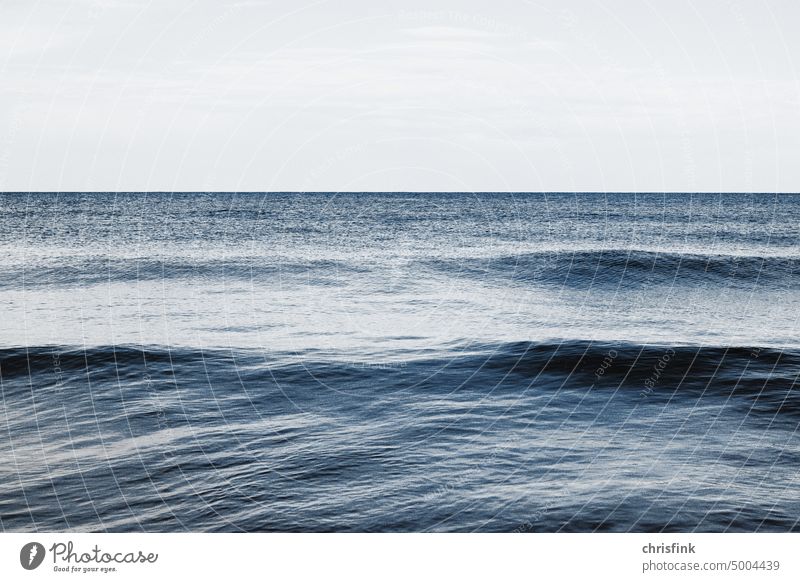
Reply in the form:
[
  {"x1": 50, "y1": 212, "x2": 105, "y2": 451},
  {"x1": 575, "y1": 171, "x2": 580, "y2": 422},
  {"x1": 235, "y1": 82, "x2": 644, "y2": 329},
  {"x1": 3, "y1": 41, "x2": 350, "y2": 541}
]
[{"x1": 2, "y1": 191, "x2": 799, "y2": 195}]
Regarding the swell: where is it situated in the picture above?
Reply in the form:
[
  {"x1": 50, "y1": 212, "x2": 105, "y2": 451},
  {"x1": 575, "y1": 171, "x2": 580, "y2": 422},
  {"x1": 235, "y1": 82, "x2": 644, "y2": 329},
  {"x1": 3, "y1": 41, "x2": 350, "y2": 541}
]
[
  {"x1": 0, "y1": 257, "x2": 367, "y2": 288},
  {"x1": 4, "y1": 249, "x2": 800, "y2": 290},
  {"x1": 2, "y1": 341, "x2": 798, "y2": 411},
  {"x1": 473, "y1": 340, "x2": 800, "y2": 390},
  {"x1": 3, "y1": 339, "x2": 800, "y2": 532},
  {"x1": 427, "y1": 249, "x2": 800, "y2": 289}
]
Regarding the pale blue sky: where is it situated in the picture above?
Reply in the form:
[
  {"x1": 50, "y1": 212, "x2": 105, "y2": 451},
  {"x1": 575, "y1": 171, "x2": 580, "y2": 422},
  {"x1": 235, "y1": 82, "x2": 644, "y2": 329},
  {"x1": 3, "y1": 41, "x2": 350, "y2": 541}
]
[{"x1": 1, "y1": 0, "x2": 798, "y2": 191}]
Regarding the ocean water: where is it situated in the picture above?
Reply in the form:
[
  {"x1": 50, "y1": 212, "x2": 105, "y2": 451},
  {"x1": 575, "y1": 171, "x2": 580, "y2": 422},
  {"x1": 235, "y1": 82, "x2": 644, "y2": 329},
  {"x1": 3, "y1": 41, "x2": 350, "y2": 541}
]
[{"x1": 1, "y1": 192, "x2": 799, "y2": 532}]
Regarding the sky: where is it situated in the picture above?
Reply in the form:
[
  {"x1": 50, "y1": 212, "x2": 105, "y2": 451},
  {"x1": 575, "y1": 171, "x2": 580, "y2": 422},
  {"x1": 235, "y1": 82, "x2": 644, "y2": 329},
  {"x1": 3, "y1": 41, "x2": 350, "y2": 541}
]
[{"x1": 1, "y1": 0, "x2": 798, "y2": 192}]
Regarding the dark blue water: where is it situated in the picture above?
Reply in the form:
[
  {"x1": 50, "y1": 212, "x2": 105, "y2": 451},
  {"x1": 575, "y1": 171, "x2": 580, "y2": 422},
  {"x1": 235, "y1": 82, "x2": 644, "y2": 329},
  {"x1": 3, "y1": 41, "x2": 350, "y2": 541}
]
[{"x1": 1, "y1": 193, "x2": 799, "y2": 532}]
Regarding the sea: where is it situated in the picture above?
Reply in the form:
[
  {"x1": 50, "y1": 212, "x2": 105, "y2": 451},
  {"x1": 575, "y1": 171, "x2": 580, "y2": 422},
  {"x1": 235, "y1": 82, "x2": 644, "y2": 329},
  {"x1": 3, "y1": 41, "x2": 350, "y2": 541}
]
[{"x1": 1, "y1": 192, "x2": 799, "y2": 532}]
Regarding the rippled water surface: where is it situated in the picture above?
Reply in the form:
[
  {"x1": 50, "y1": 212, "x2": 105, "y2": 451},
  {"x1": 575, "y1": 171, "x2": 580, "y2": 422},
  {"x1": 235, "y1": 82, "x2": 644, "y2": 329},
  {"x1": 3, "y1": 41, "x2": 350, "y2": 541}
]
[{"x1": 1, "y1": 192, "x2": 799, "y2": 531}]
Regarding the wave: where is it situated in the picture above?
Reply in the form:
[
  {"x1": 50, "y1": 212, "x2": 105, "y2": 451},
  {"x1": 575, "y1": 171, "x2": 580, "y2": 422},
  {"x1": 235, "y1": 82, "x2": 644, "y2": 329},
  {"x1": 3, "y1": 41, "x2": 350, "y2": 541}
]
[
  {"x1": 3, "y1": 339, "x2": 800, "y2": 532},
  {"x1": 474, "y1": 340, "x2": 799, "y2": 390},
  {"x1": 0, "y1": 257, "x2": 368, "y2": 288},
  {"x1": 5, "y1": 249, "x2": 799, "y2": 290},
  {"x1": 427, "y1": 249, "x2": 800, "y2": 289},
  {"x1": 3, "y1": 341, "x2": 798, "y2": 412}
]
